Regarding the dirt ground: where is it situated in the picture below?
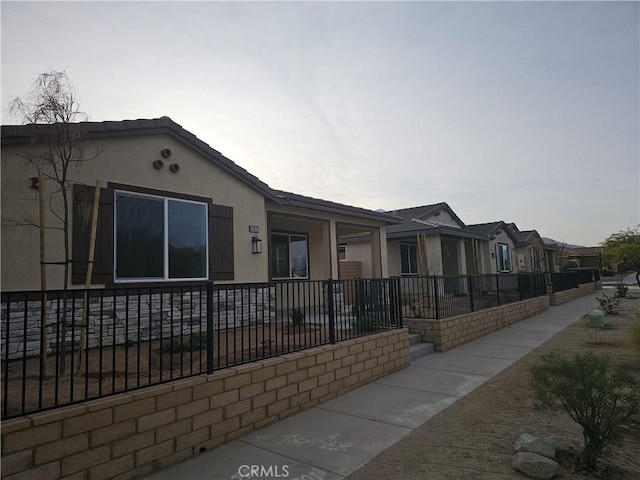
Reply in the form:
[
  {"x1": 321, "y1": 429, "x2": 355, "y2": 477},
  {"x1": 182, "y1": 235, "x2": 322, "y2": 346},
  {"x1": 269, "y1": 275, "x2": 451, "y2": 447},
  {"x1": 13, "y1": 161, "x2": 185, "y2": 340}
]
[
  {"x1": 2, "y1": 322, "x2": 334, "y2": 418},
  {"x1": 348, "y1": 293, "x2": 640, "y2": 480}
]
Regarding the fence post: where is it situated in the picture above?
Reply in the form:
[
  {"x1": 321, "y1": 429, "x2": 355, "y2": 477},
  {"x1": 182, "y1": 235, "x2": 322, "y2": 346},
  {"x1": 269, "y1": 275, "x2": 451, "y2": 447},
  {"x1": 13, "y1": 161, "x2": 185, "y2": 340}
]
[
  {"x1": 433, "y1": 276, "x2": 440, "y2": 320},
  {"x1": 518, "y1": 274, "x2": 523, "y2": 302},
  {"x1": 496, "y1": 274, "x2": 501, "y2": 306},
  {"x1": 468, "y1": 275, "x2": 475, "y2": 312},
  {"x1": 206, "y1": 281, "x2": 214, "y2": 375},
  {"x1": 327, "y1": 278, "x2": 336, "y2": 344},
  {"x1": 394, "y1": 277, "x2": 403, "y2": 328},
  {"x1": 388, "y1": 278, "x2": 396, "y2": 327}
]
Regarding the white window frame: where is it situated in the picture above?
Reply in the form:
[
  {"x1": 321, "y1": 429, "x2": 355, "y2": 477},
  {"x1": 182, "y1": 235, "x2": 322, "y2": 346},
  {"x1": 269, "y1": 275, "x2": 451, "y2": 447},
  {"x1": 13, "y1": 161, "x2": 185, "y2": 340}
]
[
  {"x1": 114, "y1": 190, "x2": 209, "y2": 282},
  {"x1": 497, "y1": 243, "x2": 511, "y2": 273},
  {"x1": 400, "y1": 243, "x2": 419, "y2": 276},
  {"x1": 271, "y1": 232, "x2": 309, "y2": 280}
]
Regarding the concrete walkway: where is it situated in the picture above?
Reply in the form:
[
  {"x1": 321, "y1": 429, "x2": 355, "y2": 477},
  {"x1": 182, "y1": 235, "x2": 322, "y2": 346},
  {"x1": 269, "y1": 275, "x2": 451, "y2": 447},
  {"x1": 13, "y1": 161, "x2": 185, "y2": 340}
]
[{"x1": 148, "y1": 290, "x2": 605, "y2": 480}]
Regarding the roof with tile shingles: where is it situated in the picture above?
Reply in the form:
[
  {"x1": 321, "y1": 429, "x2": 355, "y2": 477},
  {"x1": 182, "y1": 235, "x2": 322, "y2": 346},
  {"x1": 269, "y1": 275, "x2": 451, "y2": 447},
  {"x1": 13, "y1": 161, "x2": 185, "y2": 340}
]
[{"x1": 2, "y1": 117, "x2": 400, "y2": 225}]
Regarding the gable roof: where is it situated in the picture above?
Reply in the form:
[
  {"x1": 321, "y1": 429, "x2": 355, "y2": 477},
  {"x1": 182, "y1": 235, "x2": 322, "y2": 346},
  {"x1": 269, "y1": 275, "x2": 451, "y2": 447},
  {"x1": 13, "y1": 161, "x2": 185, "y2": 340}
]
[
  {"x1": 466, "y1": 220, "x2": 521, "y2": 244},
  {"x1": 387, "y1": 203, "x2": 462, "y2": 233},
  {"x1": 2, "y1": 117, "x2": 281, "y2": 203},
  {"x1": 1, "y1": 117, "x2": 399, "y2": 225},
  {"x1": 465, "y1": 221, "x2": 504, "y2": 237},
  {"x1": 383, "y1": 203, "x2": 487, "y2": 240}
]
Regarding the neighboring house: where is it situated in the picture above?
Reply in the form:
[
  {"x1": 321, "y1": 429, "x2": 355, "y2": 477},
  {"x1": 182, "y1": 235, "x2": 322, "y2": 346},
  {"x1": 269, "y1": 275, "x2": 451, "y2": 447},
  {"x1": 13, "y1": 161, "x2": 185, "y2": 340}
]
[
  {"x1": 505, "y1": 223, "x2": 551, "y2": 272},
  {"x1": 1, "y1": 117, "x2": 399, "y2": 292},
  {"x1": 466, "y1": 221, "x2": 519, "y2": 274},
  {"x1": 342, "y1": 203, "x2": 491, "y2": 277},
  {"x1": 556, "y1": 245, "x2": 603, "y2": 271}
]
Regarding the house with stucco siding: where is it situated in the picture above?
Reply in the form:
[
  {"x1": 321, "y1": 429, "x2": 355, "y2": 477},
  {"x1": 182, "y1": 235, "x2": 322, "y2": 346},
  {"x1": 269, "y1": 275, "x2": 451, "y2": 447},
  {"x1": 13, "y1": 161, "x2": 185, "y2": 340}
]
[{"x1": 1, "y1": 117, "x2": 399, "y2": 293}]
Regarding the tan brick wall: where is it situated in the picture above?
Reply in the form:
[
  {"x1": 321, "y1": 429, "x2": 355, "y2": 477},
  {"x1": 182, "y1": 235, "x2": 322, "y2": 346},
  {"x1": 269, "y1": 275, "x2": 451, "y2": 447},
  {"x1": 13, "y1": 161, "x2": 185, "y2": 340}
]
[
  {"x1": 1, "y1": 329, "x2": 409, "y2": 480},
  {"x1": 407, "y1": 296, "x2": 550, "y2": 352},
  {"x1": 548, "y1": 281, "x2": 602, "y2": 306}
]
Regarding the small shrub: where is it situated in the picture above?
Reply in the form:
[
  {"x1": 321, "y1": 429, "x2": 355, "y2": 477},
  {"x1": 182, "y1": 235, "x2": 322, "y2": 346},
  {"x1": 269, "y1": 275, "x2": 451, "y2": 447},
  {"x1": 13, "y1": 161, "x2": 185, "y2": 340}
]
[
  {"x1": 354, "y1": 313, "x2": 380, "y2": 334},
  {"x1": 290, "y1": 307, "x2": 305, "y2": 327},
  {"x1": 615, "y1": 283, "x2": 629, "y2": 298},
  {"x1": 597, "y1": 293, "x2": 621, "y2": 314},
  {"x1": 530, "y1": 351, "x2": 640, "y2": 470},
  {"x1": 162, "y1": 332, "x2": 208, "y2": 353}
]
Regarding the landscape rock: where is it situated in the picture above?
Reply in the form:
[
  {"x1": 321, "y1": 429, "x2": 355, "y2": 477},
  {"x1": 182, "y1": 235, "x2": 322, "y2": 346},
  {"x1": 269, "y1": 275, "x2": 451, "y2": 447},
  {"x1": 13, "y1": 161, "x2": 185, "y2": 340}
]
[
  {"x1": 514, "y1": 433, "x2": 556, "y2": 459},
  {"x1": 543, "y1": 436, "x2": 574, "y2": 454},
  {"x1": 512, "y1": 452, "x2": 560, "y2": 480}
]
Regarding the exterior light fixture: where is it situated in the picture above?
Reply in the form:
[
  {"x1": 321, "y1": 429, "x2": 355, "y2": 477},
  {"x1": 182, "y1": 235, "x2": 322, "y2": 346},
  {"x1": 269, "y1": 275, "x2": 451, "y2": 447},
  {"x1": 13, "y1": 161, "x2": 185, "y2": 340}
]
[{"x1": 252, "y1": 234, "x2": 262, "y2": 254}]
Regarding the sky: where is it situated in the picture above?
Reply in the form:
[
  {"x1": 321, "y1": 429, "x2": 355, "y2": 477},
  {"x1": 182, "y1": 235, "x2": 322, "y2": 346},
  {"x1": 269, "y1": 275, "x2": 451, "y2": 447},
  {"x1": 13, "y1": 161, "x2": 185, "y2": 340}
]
[{"x1": 2, "y1": 1, "x2": 639, "y2": 246}]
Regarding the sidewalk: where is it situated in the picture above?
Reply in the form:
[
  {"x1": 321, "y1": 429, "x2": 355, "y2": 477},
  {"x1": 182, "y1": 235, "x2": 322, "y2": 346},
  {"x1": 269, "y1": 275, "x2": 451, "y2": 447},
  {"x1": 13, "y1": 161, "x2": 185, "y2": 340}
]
[{"x1": 148, "y1": 291, "x2": 604, "y2": 480}]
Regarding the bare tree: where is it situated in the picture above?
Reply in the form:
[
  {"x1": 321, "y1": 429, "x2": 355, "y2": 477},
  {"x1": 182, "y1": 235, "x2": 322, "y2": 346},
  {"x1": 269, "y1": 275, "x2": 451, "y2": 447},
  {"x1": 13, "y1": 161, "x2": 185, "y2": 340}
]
[
  {"x1": 8, "y1": 70, "x2": 103, "y2": 373},
  {"x1": 8, "y1": 70, "x2": 103, "y2": 289}
]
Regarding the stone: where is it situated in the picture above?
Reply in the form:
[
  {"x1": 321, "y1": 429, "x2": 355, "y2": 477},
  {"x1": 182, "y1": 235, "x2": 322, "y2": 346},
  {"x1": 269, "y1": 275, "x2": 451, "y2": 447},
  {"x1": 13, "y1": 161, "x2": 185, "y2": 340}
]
[
  {"x1": 543, "y1": 436, "x2": 574, "y2": 454},
  {"x1": 514, "y1": 433, "x2": 556, "y2": 459},
  {"x1": 512, "y1": 452, "x2": 560, "y2": 480}
]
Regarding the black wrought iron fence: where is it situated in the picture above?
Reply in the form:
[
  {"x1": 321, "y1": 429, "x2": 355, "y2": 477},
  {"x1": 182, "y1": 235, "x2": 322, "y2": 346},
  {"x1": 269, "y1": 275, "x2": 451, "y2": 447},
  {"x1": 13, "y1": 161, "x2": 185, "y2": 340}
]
[
  {"x1": 549, "y1": 269, "x2": 599, "y2": 293},
  {"x1": 1, "y1": 277, "x2": 402, "y2": 419},
  {"x1": 400, "y1": 272, "x2": 548, "y2": 320}
]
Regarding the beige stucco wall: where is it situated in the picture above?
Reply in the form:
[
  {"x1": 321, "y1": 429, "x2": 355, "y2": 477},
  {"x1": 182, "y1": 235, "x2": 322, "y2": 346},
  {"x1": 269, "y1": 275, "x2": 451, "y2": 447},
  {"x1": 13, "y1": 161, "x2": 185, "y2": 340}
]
[
  {"x1": 343, "y1": 241, "x2": 374, "y2": 278},
  {"x1": 1, "y1": 134, "x2": 269, "y2": 290}
]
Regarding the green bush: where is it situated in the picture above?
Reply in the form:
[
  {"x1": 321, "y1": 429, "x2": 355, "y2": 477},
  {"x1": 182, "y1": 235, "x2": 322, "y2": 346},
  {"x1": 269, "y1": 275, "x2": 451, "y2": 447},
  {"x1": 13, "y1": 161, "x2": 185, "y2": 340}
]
[{"x1": 530, "y1": 351, "x2": 640, "y2": 470}]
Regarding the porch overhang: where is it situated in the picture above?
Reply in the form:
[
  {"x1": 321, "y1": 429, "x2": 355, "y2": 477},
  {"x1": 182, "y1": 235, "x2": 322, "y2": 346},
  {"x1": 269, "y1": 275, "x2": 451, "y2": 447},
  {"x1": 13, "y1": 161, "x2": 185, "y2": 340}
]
[{"x1": 386, "y1": 226, "x2": 489, "y2": 242}]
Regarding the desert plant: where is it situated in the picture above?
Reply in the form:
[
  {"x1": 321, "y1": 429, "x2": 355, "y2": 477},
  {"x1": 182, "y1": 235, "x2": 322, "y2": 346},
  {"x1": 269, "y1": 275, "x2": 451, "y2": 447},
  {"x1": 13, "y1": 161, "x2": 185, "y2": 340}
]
[
  {"x1": 530, "y1": 351, "x2": 640, "y2": 470},
  {"x1": 615, "y1": 283, "x2": 629, "y2": 298},
  {"x1": 596, "y1": 293, "x2": 621, "y2": 314},
  {"x1": 290, "y1": 307, "x2": 305, "y2": 327}
]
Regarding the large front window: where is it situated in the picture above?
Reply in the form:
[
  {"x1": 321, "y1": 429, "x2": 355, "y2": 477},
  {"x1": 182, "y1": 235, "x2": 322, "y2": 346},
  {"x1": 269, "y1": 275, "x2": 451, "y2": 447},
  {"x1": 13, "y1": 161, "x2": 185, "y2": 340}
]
[
  {"x1": 115, "y1": 192, "x2": 208, "y2": 281},
  {"x1": 400, "y1": 243, "x2": 418, "y2": 275},
  {"x1": 271, "y1": 233, "x2": 308, "y2": 279},
  {"x1": 497, "y1": 243, "x2": 511, "y2": 272}
]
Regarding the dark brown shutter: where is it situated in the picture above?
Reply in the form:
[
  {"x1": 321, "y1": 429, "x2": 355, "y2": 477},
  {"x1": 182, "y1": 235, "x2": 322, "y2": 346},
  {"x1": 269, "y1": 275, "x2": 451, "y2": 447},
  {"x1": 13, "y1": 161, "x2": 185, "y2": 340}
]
[
  {"x1": 208, "y1": 204, "x2": 234, "y2": 281},
  {"x1": 72, "y1": 184, "x2": 114, "y2": 285}
]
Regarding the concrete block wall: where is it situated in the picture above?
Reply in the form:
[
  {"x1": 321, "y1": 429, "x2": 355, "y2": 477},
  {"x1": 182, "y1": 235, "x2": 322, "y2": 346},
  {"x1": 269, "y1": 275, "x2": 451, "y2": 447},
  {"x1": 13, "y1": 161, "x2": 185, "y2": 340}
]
[
  {"x1": 408, "y1": 296, "x2": 550, "y2": 351},
  {"x1": 548, "y1": 281, "x2": 602, "y2": 306},
  {"x1": 1, "y1": 329, "x2": 409, "y2": 480}
]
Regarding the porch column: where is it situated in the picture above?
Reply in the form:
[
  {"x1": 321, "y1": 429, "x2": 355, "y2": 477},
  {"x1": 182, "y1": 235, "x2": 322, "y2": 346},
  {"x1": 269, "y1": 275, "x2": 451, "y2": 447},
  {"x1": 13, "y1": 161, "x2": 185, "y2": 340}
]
[
  {"x1": 379, "y1": 226, "x2": 389, "y2": 278},
  {"x1": 458, "y1": 239, "x2": 468, "y2": 275},
  {"x1": 370, "y1": 228, "x2": 382, "y2": 278},
  {"x1": 328, "y1": 219, "x2": 340, "y2": 279}
]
